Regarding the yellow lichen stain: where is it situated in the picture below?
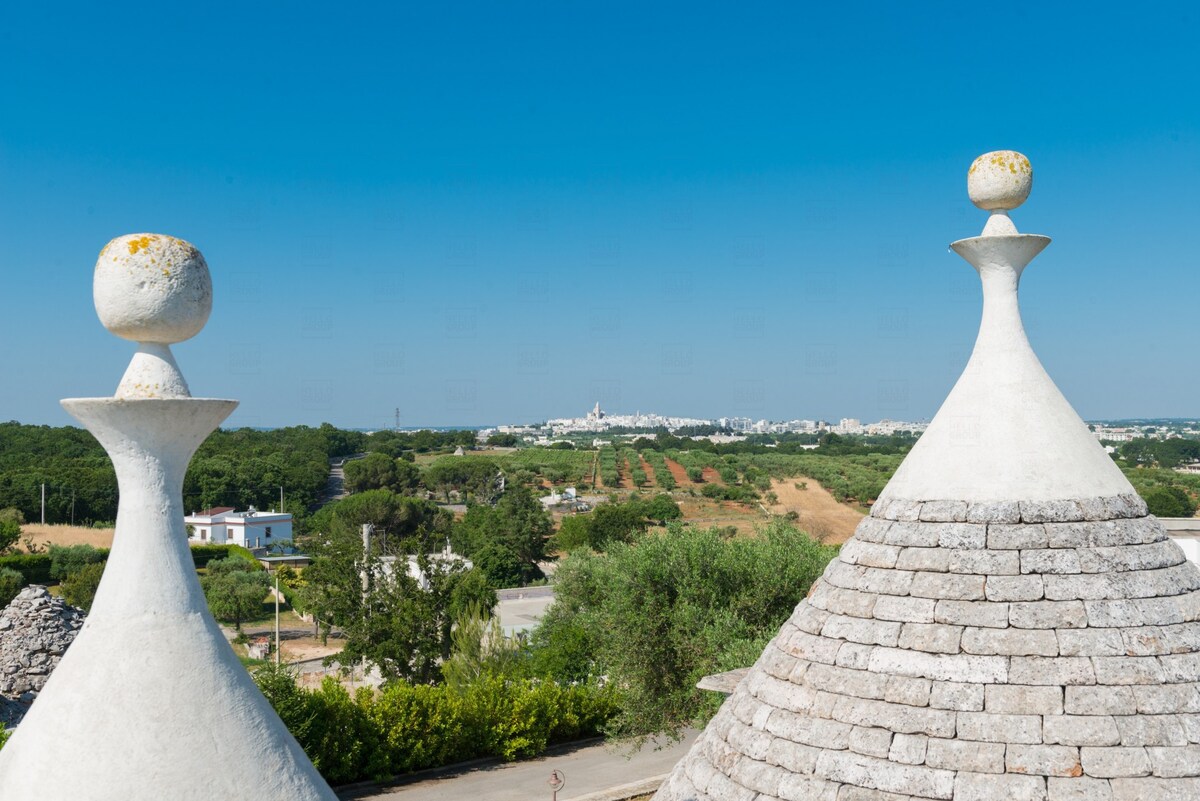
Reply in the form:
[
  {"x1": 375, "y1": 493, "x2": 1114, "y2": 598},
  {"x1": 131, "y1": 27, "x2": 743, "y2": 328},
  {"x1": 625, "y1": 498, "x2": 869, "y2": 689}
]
[
  {"x1": 126, "y1": 235, "x2": 156, "y2": 256},
  {"x1": 162, "y1": 268, "x2": 171, "y2": 277},
  {"x1": 973, "y1": 152, "x2": 1031, "y2": 179}
]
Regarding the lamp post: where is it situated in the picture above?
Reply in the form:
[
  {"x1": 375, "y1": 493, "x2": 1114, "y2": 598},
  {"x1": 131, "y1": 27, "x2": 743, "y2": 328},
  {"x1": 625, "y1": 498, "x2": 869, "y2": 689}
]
[
  {"x1": 548, "y1": 769, "x2": 565, "y2": 801},
  {"x1": 274, "y1": 568, "x2": 281, "y2": 666}
]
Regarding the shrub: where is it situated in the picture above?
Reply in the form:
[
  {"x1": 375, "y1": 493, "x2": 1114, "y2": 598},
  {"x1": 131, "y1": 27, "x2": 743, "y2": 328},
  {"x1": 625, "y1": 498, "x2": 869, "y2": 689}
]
[
  {"x1": 49, "y1": 544, "x2": 108, "y2": 580},
  {"x1": 0, "y1": 553, "x2": 53, "y2": 584},
  {"x1": 252, "y1": 666, "x2": 617, "y2": 785},
  {"x1": 534, "y1": 520, "x2": 837, "y2": 738},
  {"x1": 61, "y1": 561, "x2": 106, "y2": 611},
  {"x1": 0, "y1": 519, "x2": 19, "y2": 554},
  {"x1": 189, "y1": 543, "x2": 259, "y2": 568},
  {"x1": 0, "y1": 566, "x2": 24, "y2": 607}
]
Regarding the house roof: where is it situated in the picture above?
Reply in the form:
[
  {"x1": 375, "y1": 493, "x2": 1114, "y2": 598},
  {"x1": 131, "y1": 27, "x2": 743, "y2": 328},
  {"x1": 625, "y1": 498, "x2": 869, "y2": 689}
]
[{"x1": 193, "y1": 507, "x2": 234, "y2": 517}]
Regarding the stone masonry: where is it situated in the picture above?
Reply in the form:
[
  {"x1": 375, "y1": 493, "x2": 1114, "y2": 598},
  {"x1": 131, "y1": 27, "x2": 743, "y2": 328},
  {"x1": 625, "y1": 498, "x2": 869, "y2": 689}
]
[
  {"x1": 655, "y1": 496, "x2": 1200, "y2": 800},
  {"x1": 0, "y1": 586, "x2": 85, "y2": 725}
]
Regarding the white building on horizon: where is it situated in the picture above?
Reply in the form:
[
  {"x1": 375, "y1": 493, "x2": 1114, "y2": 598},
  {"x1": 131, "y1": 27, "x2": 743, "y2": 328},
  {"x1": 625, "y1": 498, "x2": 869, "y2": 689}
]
[{"x1": 185, "y1": 506, "x2": 293, "y2": 550}]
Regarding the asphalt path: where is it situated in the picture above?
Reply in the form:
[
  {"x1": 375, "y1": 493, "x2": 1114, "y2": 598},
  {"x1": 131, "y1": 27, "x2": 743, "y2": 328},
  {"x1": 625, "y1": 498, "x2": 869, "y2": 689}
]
[{"x1": 344, "y1": 730, "x2": 698, "y2": 801}]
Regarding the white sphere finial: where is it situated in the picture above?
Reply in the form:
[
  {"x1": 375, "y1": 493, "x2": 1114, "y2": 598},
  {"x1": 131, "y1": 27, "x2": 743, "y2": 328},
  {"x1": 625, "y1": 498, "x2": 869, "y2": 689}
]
[
  {"x1": 967, "y1": 151, "x2": 1032, "y2": 236},
  {"x1": 94, "y1": 234, "x2": 212, "y2": 344},
  {"x1": 93, "y1": 234, "x2": 212, "y2": 398}
]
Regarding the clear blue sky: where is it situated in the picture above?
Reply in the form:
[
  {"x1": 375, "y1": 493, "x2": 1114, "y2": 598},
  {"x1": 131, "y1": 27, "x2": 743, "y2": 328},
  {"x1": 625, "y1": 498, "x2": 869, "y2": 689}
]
[{"x1": 1, "y1": 2, "x2": 1196, "y2": 429}]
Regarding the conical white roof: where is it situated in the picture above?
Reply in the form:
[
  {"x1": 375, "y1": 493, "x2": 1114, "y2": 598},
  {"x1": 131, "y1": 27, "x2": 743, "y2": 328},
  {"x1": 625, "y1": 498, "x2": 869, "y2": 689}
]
[
  {"x1": 652, "y1": 152, "x2": 1200, "y2": 801},
  {"x1": 879, "y1": 231, "x2": 1133, "y2": 504}
]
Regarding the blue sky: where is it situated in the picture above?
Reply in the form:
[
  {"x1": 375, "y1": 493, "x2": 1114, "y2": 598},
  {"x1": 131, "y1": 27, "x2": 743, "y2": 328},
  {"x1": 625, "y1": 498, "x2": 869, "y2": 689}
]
[{"x1": 1, "y1": 2, "x2": 1196, "y2": 428}]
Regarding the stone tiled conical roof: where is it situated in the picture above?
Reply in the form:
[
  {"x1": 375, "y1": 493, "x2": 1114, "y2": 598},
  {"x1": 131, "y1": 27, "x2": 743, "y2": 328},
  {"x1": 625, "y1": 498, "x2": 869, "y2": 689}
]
[
  {"x1": 652, "y1": 153, "x2": 1200, "y2": 801},
  {"x1": 0, "y1": 586, "x2": 85, "y2": 726}
]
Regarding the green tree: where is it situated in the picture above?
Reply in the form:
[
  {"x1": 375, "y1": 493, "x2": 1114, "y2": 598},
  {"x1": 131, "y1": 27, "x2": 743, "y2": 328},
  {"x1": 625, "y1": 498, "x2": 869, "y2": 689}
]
[
  {"x1": 451, "y1": 486, "x2": 551, "y2": 586},
  {"x1": 336, "y1": 556, "x2": 496, "y2": 684},
  {"x1": 344, "y1": 453, "x2": 423, "y2": 495},
  {"x1": 201, "y1": 557, "x2": 270, "y2": 631},
  {"x1": 582, "y1": 501, "x2": 648, "y2": 549},
  {"x1": 1143, "y1": 486, "x2": 1196, "y2": 518},
  {"x1": 61, "y1": 561, "x2": 105, "y2": 611},
  {"x1": 441, "y1": 601, "x2": 524, "y2": 687},
  {"x1": 301, "y1": 490, "x2": 495, "y2": 682},
  {"x1": 643, "y1": 494, "x2": 683, "y2": 524},
  {"x1": 0, "y1": 519, "x2": 19, "y2": 555},
  {"x1": 532, "y1": 519, "x2": 838, "y2": 738},
  {"x1": 549, "y1": 499, "x2": 656, "y2": 553},
  {"x1": 470, "y1": 542, "x2": 529, "y2": 589},
  {"x1": 0, "y1": 566, "x2": 24, "y2": 607},
  {"x1": 551, "y1": 514, "x2": 593, "y2": 552},
  {"x1": 423, "y1": 458, "x2": 502, "y2": 504},
  {"x1": 0, "y1": 508, "x2": 24, "y2": 555},
  {"x1": 307, "y1": 490, "x2": 451, "y2": 556}
]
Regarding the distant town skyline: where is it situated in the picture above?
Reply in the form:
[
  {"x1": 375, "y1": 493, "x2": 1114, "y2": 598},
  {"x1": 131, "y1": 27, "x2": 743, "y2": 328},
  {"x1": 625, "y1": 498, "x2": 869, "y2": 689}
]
[{"x1": 2, "y1": 3, "x2": 1198, "y2": 428}]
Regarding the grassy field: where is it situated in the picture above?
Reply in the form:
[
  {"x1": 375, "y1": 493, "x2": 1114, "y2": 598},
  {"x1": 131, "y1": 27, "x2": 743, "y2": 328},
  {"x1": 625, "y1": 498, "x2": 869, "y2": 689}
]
[{"x1": 16, "y1": 523, "x2": 115, "y2": 551}]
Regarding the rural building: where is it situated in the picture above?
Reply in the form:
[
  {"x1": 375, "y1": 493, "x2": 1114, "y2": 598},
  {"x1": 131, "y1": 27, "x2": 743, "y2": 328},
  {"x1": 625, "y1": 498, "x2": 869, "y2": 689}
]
[
  {"x1": 185, "y1": 506, "x2": 293, "y2": 549},
  {"x1": 378, "y1": 548, "x2": 473, "y2": 590}
]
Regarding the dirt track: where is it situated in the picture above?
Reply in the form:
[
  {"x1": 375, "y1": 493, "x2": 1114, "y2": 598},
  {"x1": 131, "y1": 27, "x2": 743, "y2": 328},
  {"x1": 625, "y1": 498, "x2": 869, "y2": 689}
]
[
  {"x1": 764, "y1": 478, "x2": 865, "y2": 544},
  {"x1": 637, "y1": 454, "x2": 658, "y2": 488},
  {"x1": 664, "y1": 457, "x2": 690, "y2": 485}
]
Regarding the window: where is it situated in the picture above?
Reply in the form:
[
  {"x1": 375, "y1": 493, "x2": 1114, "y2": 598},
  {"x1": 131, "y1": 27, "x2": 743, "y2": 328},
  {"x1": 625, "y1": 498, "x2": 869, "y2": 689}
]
[
  {"x1": 265, "y1": 526, "x2": 272, "y2": 538},
  {"x1": 200, "y1": 528, "x2": 208, "y2": 541}
]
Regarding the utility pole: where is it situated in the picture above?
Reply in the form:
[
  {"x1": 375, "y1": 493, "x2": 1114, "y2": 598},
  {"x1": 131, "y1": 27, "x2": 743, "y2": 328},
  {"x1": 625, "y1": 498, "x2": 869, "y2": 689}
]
[
  {"x1": 71, "y1": 489, "x2": 76, "y2": 526},
  {"x1": 41, "y1": 483, "x2": 46, "y2": 524},
  {"x1": 279, "y1": 486, "x2": 284, "y2": 513},
  {"x1": 361, "y1": 523, "x2": 373, "y2": 599},
  {"x1": 274, "y1": 569, "x2": 281, "y2": 666},
  {"x1": 361, "y1": 522, "x2": 373, "y2": 690}
]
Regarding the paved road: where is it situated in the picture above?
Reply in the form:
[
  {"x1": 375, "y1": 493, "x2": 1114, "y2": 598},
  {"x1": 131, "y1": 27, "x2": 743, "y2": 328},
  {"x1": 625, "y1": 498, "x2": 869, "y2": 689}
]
[
  {"x1": 345, "y1": 731, "x2": 698, "y2": 801},
  {"x1": 319, "y1": 453, "x2": 367, "y2": 507},
  {"x1": 496, "y1": 586, "x2": 556, "y2": 636}
]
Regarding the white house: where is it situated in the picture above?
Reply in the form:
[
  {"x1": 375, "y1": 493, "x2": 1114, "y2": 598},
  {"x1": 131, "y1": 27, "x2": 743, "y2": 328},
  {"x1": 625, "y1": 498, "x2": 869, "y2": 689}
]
[
  {"x1": 185, "y1": 506, "x2": 293, "y2": 549},
  {"x1": 378, "y1": 548, "x2": 473, "y2": 590}
]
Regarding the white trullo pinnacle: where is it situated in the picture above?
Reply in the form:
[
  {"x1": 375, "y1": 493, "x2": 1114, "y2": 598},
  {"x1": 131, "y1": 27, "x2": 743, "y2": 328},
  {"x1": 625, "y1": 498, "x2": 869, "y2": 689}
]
[
  {"x1": 0, "y1": 234, "x2": 336, "y2": 800},
  {"x1": 652, "y1": 153, "x2": 1200, "y2": 801}
]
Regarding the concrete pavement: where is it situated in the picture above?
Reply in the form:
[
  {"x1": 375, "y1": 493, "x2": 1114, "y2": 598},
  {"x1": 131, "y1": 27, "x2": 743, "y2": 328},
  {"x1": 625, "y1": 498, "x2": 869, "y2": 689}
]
[{"x1": 344, "y1": 730, "x2": 698, "y2": 801}]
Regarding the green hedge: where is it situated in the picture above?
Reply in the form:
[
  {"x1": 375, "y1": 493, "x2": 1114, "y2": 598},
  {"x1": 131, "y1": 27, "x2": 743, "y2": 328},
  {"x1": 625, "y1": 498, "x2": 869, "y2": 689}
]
[
  {"x1": 190, "y1": 544, "x2": 260, "y2": 569},
  {"x1": 0, "y1": 544, "x2": 259, "y2": 585},
  {"x1": 254, "y1": 666, "x2": 617, "y2": 785},
  {"x1": 0, "y1": 553, "x2": 53, "y2": 584}
]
